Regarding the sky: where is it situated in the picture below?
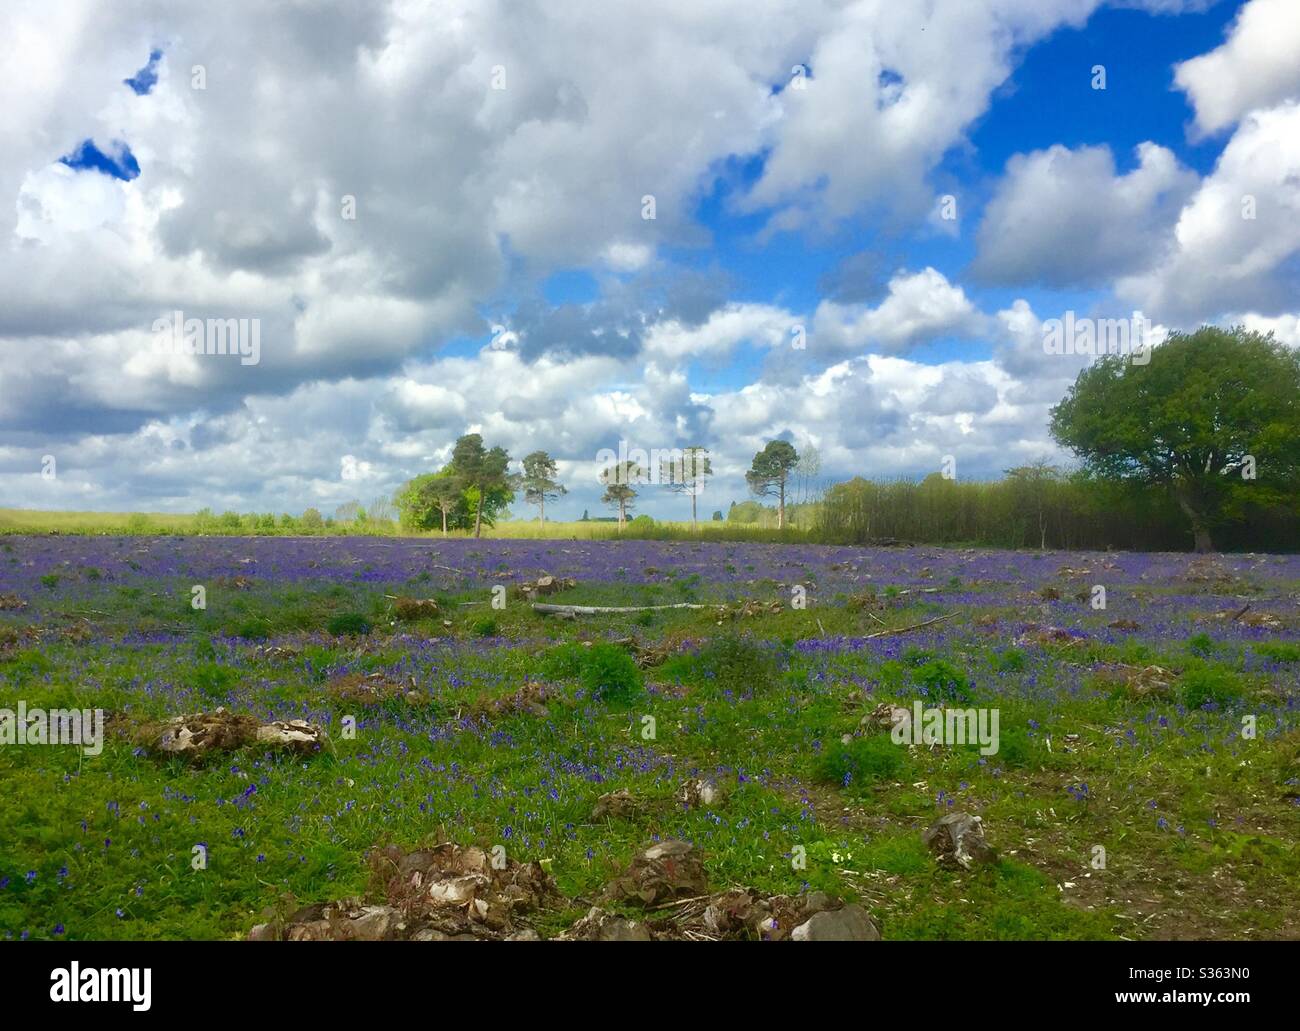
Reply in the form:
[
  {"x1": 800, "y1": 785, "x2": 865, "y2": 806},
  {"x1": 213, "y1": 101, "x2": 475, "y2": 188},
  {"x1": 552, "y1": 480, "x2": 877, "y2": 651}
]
[{"x1": 2, "y1": 0, "x2": 1299, "y2": 521}]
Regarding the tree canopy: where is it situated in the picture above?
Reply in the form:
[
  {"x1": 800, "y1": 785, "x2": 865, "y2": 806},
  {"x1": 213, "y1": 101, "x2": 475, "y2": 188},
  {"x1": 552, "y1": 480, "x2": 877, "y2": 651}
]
[{"x1": 1050, "y1": 326, "x2": 1300, "y2": 552}]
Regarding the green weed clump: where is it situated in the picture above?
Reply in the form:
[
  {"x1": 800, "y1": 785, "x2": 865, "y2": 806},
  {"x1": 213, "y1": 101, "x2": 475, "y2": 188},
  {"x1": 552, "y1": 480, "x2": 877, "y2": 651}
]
[
  {"x1": 327, "y1": 612, "x2": 373, "y2": 636},
  {"x1": 911, "y1": 659, "x2": 972, "y2": 704},
  {"x1": 1179, "y1": 665, "x2": 1244, "y2": 710},
  {"x1": 539, "y1": 641, "x2": 642, "y2": 703},
  {"x1": 578, "y1": 643, "x2": 643, "y2": 704},
  {"x1": 813, "y1": 734, "x2": 908, "y2": 790}
]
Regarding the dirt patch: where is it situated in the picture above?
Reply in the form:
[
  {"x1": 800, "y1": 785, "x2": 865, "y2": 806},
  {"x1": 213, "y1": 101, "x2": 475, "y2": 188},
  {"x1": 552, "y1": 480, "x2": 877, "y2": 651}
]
[
  {"x1": 251, "y1": 838, "x2": 878, "y2": 942},
  {"x1": 250, "y1": 842, "x2": 562, "y2": 941},
  {"x1": 326, "y1": 671, "x2": 421, "y2": 706},
  {"x1": 466, "y1": 680, "x2": 557, "y2": 720},
  {"x1": 124, "y1": 708, "x2": 329, "y2": 761},
  {"x1": 391, "y1": 596, "x2": 440, "y2": 621}
]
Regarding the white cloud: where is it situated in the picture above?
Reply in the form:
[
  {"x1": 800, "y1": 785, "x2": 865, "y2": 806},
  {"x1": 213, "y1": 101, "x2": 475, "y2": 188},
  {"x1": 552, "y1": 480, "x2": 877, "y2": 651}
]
[
  {"x1": 973, "y1": 142, "x2": 1197, "y2": 288},
  {"x1": 812, "y1": 268, "x2": 985, "y2": 355},
  {"x1": 1119, "y1": 103, "x2": 1300, "y2": 323},
  {"x1": 1174, "y1": 0, "x2": 1300, "y2": 135}
]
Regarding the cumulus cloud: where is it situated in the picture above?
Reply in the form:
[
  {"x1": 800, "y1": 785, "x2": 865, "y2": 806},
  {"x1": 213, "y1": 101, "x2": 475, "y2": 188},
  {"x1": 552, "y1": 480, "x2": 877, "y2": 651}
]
[
  {"x1": 812, "y1": 268, "x2": 986, "y2": 356},
  {"x1": 1119, "y1": 103, "x2": 1300, "y2": 323},
  {"x1": 972, "y1": 143, "x2": 1197, "y2": 289},
  {"x1": 1174, "y1": 0, "x2": 1300, "y2": 135}
]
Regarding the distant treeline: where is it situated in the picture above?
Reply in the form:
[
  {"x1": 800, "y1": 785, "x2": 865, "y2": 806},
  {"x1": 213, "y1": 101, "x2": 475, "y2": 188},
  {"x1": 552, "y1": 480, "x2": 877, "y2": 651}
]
[{"x1": 814, "y1": 474, "x2": 1299, "y2": 553}]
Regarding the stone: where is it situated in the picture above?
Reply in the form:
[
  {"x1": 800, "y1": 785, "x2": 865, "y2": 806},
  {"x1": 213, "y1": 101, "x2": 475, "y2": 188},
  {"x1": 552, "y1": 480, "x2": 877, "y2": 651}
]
[{"x1": 791, "y1": 905, "x2": 880, "y2": 941}]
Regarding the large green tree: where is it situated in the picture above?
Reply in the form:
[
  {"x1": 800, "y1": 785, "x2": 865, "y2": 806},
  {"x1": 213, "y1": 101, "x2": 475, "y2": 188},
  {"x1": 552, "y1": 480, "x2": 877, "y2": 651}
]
[
  {"x1": 520, "y1": 450, "x2": 566, "y2": 523},
  {"x1": 449, "y1": 433, "x2": 514, "y2": 538},
  {"x1": 745, "y1": 439, "x2": 800, "y2": 529},
  {"x1": 1050, "y1": 326, "x2": 1300, "y2": 552}
]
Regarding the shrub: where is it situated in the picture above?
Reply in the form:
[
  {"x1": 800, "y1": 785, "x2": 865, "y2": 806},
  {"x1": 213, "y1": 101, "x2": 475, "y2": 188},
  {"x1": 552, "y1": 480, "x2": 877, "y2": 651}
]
[
  {"x1": 1179, "y1": 666, "x2": 1244, "y2": 710},
  {"x1": 992, "y1": 648, "x2": 1025, "y2": 673},
  {"x1": 579, "y1": 643, "x2": 643, "y2": 703},
  {"x1": 327, "y1": 612, "x2": 372, "y2": 637},
  {"x1": 1186, "y1": 632, "x2": 1218, "y2": 658},
  {"x1": 540, "y1": 642, "x2": 588, "y2": 680},
  {"x1": 470, "y1": 616, "x2": 499, "y2": 637},
  {"x1": 670, "y1": 633, "x2": 778, "y2": 693},
  {"x1": 992, "y1": 726, "x2": 1040, "y2": 768},
  {"x1": 234, "y1": 620, "x2": 270, "y2": 641},
  {"x1": 813, "y1": 735, "x2": 907, "y2": 789},
  {"x1": 1255, "y1": 642, "x2": 1300, "y2": 663},
  {"x1": 911, "y1": 660, "x2": 972, "y2": 704}
]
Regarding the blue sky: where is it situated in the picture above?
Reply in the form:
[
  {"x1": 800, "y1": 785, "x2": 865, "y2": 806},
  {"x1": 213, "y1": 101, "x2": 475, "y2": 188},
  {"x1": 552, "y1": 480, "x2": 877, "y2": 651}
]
[{"x1": 3, "y1": 0, "x2": 1299, "y2": 519}]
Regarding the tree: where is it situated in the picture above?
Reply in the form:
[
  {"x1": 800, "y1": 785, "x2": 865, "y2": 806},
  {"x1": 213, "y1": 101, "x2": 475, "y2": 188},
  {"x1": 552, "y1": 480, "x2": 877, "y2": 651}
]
[
  {"x1": 1050, "y1": 326, "x2": 1300, "y2": 552},
  {"x1": 1004, "y1": 460, "x2": 1063, "y2": 550},
  {"x1": 449, "y1": 433, "x2": 515, "y2": 538},
  {"x1": 660, "y1": 446, "x2": 712, "y2": 528},
  {"x1": 520, "y1": 450, "x2": 566, "y2": 523},
  {"x1": 300, "y1": 508, "x2": 323, "y2": 531},
  {"x1": 600, "y1": 461, "x2": 641, "y2": 529},
  {"x1": 794, "y1": 444, "x2": 822, "y2": 506},
  {"x1": 745, "y1": 439, "x2": 800, "y2": 529}
]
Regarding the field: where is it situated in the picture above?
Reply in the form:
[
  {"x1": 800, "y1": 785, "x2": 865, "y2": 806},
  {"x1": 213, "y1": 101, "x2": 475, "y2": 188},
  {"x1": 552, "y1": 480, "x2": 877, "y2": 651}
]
[{"x1": 1, "y1": 534, "x2": 1298, "y2": 941}]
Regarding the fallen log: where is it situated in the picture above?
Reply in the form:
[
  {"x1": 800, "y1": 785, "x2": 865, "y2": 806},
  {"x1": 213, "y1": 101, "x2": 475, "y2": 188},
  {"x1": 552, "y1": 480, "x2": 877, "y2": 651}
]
[
  {"x1": 532, "y1": 602, "x2": 712, "y2": 616},
  {"x1": 861, "y1": 612, "x2": 956, "y2": 639}
]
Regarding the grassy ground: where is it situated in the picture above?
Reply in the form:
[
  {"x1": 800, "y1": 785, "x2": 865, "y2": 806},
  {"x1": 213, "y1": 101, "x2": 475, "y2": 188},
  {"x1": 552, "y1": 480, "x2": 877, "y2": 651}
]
[
  {"x1": 1, "y1": 537, "x2": 1296, "y2": 940},
  {"x1": 0, "y1": 508, "x2": 798, "y2": 541}
]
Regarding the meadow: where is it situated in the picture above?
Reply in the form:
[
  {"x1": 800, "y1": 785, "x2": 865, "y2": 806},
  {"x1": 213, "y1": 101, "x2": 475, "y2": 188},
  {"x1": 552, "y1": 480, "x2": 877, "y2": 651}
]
[{"x1": 1, "y1": 533, "x2": 1297, "y2": 940}]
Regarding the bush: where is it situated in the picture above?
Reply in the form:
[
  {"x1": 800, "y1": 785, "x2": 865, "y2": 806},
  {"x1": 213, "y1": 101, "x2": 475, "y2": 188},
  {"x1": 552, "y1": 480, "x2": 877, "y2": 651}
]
[
  {"x1": 911, "y1": 660, "x2": 972, "y2": 704},
  {"x1": 813, "y1": 735, "x2": 908, "y2": 789},
  {"x1": 234, "y1": 620, "x2": 270, "y2": 641},
  {"x1": 327, "y1": 612, "x2": 373, "y2": 637},
  {"x1": 1255, "y1": 642, "x2": 1300, "y2": 663},
  {"x1": 470, "y1": 616, "x2": 499, "y2": 637},
  {"x1": 1179, "y1": 666, "x2": 1244, "y2": 710},
  {"x1": 668, "y1": 633, "x2": 778, "y2": 693},
  {"x1": 578, "y1": 643, "x2": 643, "y2": 703},
  {"x1": 992, "y1": 648, "x2": 1026, "y2": 673},
  {"x1": 540, "y1": 642, "x2": 588, "y2": 680}
]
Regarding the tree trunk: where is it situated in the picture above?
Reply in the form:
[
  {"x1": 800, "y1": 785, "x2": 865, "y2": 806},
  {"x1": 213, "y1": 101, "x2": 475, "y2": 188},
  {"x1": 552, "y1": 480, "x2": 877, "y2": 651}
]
[
  {"x1": 777, "y1": 478, "x2": 786, "y2": 529},
  {"x1": 474, "y1": 490, "x2": 483, "y2": 538},
  {"x1": 539, "y1": 496, "x2": 545, "y2": 524},
  {"x1": 690, "y1": 489, "x2": 697, "y2": 530},
  {"x1": 618, "y1": 499, "x2": 626, "y2": 529},
  {"x1": 440, "y1": 508, "x2": 448, "y2": 535},
  {"x1": 1175, "y1": 490, "x2": 1214, "y2": 553}
]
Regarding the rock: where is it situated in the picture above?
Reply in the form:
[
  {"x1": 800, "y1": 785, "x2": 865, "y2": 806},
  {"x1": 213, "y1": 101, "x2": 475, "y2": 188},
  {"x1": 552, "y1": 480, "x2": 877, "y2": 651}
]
[
  {"x1": 139, "y1": 709, "x2": 328, "y2": 760},
  {"x1": 591, "y1": 788, "x2": 640, "y2": 821},
  {"x1": 859, "y1": 703, "x2": 910, "y2": 736},
  {"x1": 0, "y1": 593, "x2": 28, "y2": 611},
  {"x1": 1108, "y1": 619, "x2": 1141, "y2": 631},
  {"x1": 345, "y1": 905, "x2": 400, "y2": 941},
  {"x1": 791, "y1": 905, "x2": 880, "y2": 941},
  {"x1": 393, "y1": 596, "x2": 440, "y2": 621},
  {"x1": 922, "y1": 812, "x2": 996, "y2": 869},
  {"x1": 1014, "y1": 623, "x2": 1085, "y2": 649},
  {"x1": 606, "y1": 839, "x2": 709, "y2": 906},
  {"x1": 560, "y1": 906, "x2": 654, "y2": 941},
  {"x1": 677, "y1": 778, "x2": 719, "y2": 808},
  {"x1": 254, "y1": 719, "x2": 328, "y2": 754}
]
